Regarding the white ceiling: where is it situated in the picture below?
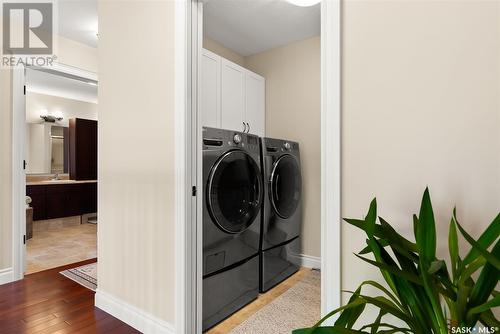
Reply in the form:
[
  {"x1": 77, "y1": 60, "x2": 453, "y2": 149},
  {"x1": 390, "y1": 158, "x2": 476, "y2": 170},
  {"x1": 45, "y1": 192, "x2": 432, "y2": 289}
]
[
  {"x1": 26, "y1": 68, "x2": 98, "y2": 104},
  {"x1": 203, "y1": 0, "x2": 320, "y2": 57},
  {"x1": 58, "y1": 0, "x2": 98, "y2": 48},
  {"x1": 55, "y1": 0, "x2": 319, "y2": 56}
]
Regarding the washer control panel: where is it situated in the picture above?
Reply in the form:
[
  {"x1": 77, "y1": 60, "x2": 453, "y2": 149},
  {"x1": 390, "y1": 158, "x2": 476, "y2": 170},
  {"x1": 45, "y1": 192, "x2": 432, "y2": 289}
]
[{"x1": 202, "y1": 127, "x2": 260, "y2": 153}]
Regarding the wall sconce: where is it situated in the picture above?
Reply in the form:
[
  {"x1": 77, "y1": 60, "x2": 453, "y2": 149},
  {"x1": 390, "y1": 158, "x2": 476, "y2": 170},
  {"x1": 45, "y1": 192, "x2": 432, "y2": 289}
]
[{"x1": 40, "y1": 110, "x2": 63, "y2": 123}]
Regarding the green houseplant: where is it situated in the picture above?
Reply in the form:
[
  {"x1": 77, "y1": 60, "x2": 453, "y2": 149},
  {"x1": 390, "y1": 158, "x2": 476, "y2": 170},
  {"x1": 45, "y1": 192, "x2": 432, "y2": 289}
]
[{"x1": 294, "y1": 188, "x2": 499, "y2": 334}]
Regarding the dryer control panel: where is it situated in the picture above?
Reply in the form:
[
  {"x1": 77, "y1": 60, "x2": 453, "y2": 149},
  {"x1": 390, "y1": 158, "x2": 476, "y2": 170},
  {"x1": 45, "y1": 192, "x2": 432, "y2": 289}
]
[{"x1": 262, "y1": 137, "x2": 300, "y2": 155}]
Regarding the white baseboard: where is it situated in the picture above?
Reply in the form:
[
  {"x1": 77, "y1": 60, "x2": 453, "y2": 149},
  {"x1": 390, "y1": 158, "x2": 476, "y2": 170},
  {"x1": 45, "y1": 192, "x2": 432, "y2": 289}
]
[
  {"x1": 95, "y1": 289, "x2": 175, "y2": 334},
  {"x1": 290, "y1": 253, "x2": 321, "y2": 269},
  {"x1": 0, "y1": 267, "x2": 13, "y2": 285}
]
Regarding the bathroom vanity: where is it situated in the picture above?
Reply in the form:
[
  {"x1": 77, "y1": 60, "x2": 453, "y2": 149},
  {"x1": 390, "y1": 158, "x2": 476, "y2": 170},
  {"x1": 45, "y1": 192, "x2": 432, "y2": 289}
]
[{"x1": 26, "y1": 180, "x2": 97, "y2": 221}]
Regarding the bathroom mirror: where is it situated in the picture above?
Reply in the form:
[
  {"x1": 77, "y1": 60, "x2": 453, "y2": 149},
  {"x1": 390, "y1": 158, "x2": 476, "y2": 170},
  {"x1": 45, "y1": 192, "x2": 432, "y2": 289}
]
[{"x1": 26, "y1": 124, "x2": 69, "y2": 174}]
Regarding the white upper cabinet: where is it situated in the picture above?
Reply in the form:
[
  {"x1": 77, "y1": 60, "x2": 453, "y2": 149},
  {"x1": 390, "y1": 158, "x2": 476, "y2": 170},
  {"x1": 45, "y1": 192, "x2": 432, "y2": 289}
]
[
  {"x1": 245, "y1": 72, "x2": 265, "y2": 137},
  {"x1": 201, "y1": 48, "x2": 265, "y2": 136},
  {"x1": 221, "y1": 59, "x2": 246, "y2": 133},
  {"x1": 201, "y1": 49, "x2": 221, "y2": 128}
]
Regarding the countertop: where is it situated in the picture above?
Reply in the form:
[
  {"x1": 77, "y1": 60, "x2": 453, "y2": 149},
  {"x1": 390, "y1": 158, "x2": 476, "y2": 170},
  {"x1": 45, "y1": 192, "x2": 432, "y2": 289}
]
[{"x1": 26, "y1": 180, "x2": 98, "y2": 186}]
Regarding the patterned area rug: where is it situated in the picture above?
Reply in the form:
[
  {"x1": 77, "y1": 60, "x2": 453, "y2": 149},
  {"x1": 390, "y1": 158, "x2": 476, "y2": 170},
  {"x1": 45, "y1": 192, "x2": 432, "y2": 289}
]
[
  {"x1": 230, "y1": 269, "x2": 321, "y2": 334},
  {"x1": 60, "y1": 262, "x2": 97, "y2": 291}
]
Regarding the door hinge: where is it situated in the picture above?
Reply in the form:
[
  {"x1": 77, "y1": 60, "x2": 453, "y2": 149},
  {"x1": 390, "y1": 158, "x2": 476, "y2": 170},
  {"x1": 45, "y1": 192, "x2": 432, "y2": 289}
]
[
  {"x1": 23, "y1": 85, "x2": 26, "y2": 95},
  {"x1": 23, "y1": 235, "x2": 26, "y2": 244},
  {"x1": 192, "y1": 186, "x2": 197, "y2": 197}
]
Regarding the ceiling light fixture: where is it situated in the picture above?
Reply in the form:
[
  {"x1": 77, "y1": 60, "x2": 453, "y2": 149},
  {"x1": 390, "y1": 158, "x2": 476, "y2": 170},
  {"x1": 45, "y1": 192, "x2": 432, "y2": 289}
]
[{"x1": 286, "y1": 0, "x2": 321, "y2": 7}]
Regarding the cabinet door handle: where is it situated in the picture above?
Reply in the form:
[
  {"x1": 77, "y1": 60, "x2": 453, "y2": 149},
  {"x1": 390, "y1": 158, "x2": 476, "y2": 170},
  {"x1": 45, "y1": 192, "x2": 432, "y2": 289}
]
[
  {"x1": 246, "y1": 122, "x2": 250, "y2": 133},
  {"x1": 242, "y1": 122, "x2": 246, "y2": 132}
]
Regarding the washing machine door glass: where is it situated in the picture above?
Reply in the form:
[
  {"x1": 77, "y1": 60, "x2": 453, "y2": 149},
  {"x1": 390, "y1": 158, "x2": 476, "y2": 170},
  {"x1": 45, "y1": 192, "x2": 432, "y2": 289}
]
[
  {"x1": 270, "y1": 154, "x2": 301, "y2": 219},
  {"x1": 207, "y1": 150, "x2": 262, "y2": 234}
]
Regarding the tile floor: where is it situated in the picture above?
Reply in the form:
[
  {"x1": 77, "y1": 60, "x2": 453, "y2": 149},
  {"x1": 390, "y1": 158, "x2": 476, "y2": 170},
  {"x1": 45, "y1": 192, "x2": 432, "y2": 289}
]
[{"x1": 26, "y1": 223, "x2": 97, "y2": 274}]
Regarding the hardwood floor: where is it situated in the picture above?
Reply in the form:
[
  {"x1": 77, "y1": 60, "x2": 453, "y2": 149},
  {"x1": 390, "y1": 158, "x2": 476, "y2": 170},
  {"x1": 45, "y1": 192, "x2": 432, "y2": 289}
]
[{"x1": 0, "y1": 259, "x2": 140, "y2": 334}]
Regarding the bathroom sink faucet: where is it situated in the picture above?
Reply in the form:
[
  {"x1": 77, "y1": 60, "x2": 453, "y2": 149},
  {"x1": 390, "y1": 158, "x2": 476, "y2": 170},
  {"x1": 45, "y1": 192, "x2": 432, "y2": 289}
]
[{"x1": 53, "y1": 173, "x2": 60, "y2": 180}]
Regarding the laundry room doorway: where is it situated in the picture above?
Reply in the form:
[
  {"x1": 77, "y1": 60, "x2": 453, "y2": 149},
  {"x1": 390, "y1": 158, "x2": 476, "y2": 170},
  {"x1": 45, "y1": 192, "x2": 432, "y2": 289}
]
[{"x1": 175, "y1": 0, "x2": 341, "y2": 333}]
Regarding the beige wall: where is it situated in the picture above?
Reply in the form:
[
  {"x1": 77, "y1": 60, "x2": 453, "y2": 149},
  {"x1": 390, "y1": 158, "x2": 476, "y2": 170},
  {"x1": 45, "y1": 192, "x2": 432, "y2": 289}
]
[
  {"x1": 246, "y1": 37, "x2": 321, "y2": 258},
  {"x1": 97, "y1": 0, "x2": 176, "y2": 325},
  {"x1": 204, "y1": 37, "x2": 246, "y2": 67},
  {"x1": 341, "y1": 0, "x2": 500, "y2": 320}
]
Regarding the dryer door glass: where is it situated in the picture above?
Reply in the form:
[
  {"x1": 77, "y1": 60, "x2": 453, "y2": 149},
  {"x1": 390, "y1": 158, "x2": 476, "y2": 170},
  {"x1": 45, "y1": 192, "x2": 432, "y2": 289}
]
[
  {"x1": 270, "y1": 154, "x2": 301, "y2": 219},
  {"x1": 208, "y1": 150, "x2": 262, "y2": 233}
]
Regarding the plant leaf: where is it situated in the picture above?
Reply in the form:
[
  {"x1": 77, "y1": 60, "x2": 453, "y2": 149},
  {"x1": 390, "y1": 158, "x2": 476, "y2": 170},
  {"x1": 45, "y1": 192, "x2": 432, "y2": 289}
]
[
  {"x1": 354, "y1": 254, "x2": 423, "y2": 286},
  {"x1": 417, "y1": 188, "x2": 437, "y2": 265},
  {"x1": 417, "y1": 188, "x2": 447, "y2": 334},
  {"x1": 364, "y1": 198, "x2": 377, "y2": 237},
  {"x1": 455, "y1": 221, "x2": 500, "y2": 271},
  {"x1": 413, "y1": 214, "x2": 419, "y2": 244},
  {"x1": 458, "y1": 257, "x2": 486, "y2": 285},
  {"x1": 428, "y1": 260, "x2": 445, "y2": 275},
  {"x1": 467, "y1": 295, "x2": 500, "y2": 316},
  {"x1": 479, "y1": 310, "x2": 500, "y2": 329},
  {"x1": 466, "y1": 240, "x2": 500, "y2": 326},
  {"x1": 314, "y1": 299, "x2": 367, "y2": 329},
  {"x1": 335, "y1": 287, "x2": 365, "y2": 329},
  {"x1": 357, "y1": 280, "x2": 404, "y2": 310},
  {"x1": 461, "y1": 212, "x2": 500, "y2": 267},
  {"x1": 449, "y1": 217, "x2": 459, "y2": 279},
  {"x1": 344, "y1": 219, "x2": 417, "y2": 253}
]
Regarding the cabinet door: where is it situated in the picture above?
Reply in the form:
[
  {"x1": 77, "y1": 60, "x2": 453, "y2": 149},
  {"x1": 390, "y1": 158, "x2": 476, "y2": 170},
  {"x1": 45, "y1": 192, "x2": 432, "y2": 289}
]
[
  {"x1": 79, "y1": 182, "x2": 97, "y2": 214},
  {"x1": 65, "y1": 184, "x2": 82, "y2": 217},
  {"x1": 69, "y1": 118, "x2": 97, "y2": 180},
  {"x1": 26, "y1": 186, "x2": 46, "y2": 221},
  {"x1": 245, "y1": 72, "x2": 265, "y2": 136},
  {"x1": 221, "y1": 59, "x2": 246, "y2": 133},
  {"x1": 201, "y1": 49, "x2": 221, "y2": 128},
  {"x1": 45, "y1": 185, "x2": 69, "y2": 219}
]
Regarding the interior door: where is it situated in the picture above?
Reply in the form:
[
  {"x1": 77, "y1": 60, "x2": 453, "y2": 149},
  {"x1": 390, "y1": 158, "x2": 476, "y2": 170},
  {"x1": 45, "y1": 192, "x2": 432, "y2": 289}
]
[
  {"x1": 221, "y1": 59, "x2": 245, "y2": 133},
  {"x1": 245, "y1": 72, "x2": 265, "y2": 136},
  {"x1": 201, "y1": 49, "x2": 221, "y2": 128}
]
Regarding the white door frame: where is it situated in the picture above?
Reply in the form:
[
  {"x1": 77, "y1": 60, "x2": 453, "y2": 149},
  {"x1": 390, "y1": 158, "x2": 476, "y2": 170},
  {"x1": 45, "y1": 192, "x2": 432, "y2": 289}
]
[
  {"x1": 321, "y1": 0, "x2": 342, "y2": 317},
  {"x1": 174, "y1": 0, "x2": 203, "y2": 333},
  {"x1": 12, "y1": 66, "x2": 26, "y2": 282},
  {"x1": 175, "y1": 0, "x2": 342, "y2": 332},
  {"x1": 11, "y1": 63, "x2": 98, "y2": 281}
]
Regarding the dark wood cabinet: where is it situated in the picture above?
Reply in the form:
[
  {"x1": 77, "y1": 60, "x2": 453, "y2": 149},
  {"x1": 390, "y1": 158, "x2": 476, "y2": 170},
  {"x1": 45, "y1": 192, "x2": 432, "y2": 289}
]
[
  {"x1": 27, "y1": 186, "x2": 46, "y2": 221},
  {"x1": 69, "y1": 118, "x2": 97, "y2": 180},
  {"x1": 26, "y1": 182, "x2": 97, "y2": 221}
]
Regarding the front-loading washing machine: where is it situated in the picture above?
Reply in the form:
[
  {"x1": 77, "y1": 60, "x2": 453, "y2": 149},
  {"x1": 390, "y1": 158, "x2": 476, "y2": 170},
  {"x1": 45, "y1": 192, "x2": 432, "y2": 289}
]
[
  {"x1": 259, "y1": 137, "x2": 302, "y2": 292},
  {"x1": 202, "y1": 127, "x2": 263, "y2": 331}
]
